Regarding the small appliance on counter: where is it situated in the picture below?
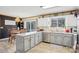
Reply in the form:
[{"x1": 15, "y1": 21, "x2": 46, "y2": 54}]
[
  {"x1": 65, "y1": 29, "x2": 71, "y2": 33},
  {"x1": 72, "y1": 26, "x2": 77, "y2": 33},
  {"x1": 65, "y1": 26, "x2": 77, "y2": 33}
]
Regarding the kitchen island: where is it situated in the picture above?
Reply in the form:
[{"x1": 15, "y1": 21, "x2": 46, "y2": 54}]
[{"x1": 16, "y1": 31, "x2": 42, "y2": 52}]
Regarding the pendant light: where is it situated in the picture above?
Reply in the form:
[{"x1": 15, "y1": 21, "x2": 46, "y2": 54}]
[
  {"x1": 15, "y1": 17, "x2": 20, "y2": 30},
  {"x1": 15, "y1": 17, "x2": 20, "y2": 22}
]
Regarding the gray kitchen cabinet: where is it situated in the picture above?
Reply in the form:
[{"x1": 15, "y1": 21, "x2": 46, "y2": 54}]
[
  {"x1": 16, "y1": 35, "x2": 31, "y2": 52},
  {"x1": 24, "y1": 36, "x2": 31, "y2": 51},
  {"x1": 54, "y1": 33, "x2": 64, "y2": 45},
  {"x1": 35, "y1": 32, "x2": 42, "y2": 45},
  {"x1": 30, "y1": 34, "x2": 35, "y2": 48},
  {"x1": 16, "y1": 32, "x2": 43, "y2": 52},
  {"x1": 50, "y1": 33, "x2": 64, "y2": 45},
  {"x1": 16, "y1": 36, "x2": 24, "y2": 52},
  {"x1": 43, "y1": 32, "x2": 51, "y2": 42},
  {"x1": 35, "y1": 33, "x2": 39, "y2": 45},
  {"x1": 63, "y1": 34, "x2": 73, "y2": 47},
  {"x1": 43, "y1": 32, "x2": 74, "y2": 47},
  {"x1": 38, "y1": 32, "x2": 42, "y2": 43},
  {"x1": 50, "y1": 33, "x2": 55, "y2": 43}
]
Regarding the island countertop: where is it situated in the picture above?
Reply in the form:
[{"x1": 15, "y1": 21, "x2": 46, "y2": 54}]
[{"x1": 16, "y1": 31, "x2": 38, "y2": 36}]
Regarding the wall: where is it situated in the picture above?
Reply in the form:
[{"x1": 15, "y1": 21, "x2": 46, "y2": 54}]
[
  {"x1": 0, "y1": 15, "x2": 16, "y2": 39},
  {"x1": 23, "y1": 15, "x2": 77, "y2": 32},
  {"x1": 0, "y1": 15, "x2": 15, "y2": 27}
]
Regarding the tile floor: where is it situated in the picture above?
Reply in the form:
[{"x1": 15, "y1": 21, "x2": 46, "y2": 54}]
[
  {"x1": 0, "y1": 38, "x2": 16, "y2": 53},
  {"x1": 0, "y1": 39, "x2": 75, "y2": 53},
  {"x1": 27, "y1": 42, "x2": 74, "y2": 53}
]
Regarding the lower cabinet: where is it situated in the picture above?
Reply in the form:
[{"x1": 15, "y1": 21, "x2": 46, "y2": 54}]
[
  {"x1": 24, "y1": 36, "x2": 31, "y2": 51},
  {"x1": 35, "y1": 34, "x2": 39, "y2": 45},
  {"x1": 54, "y1": 33, "x2": 64, "y2": 45},
  {"x1": 30, "y1": 34, "x2": 35, "y2": 48},
  {"x1": 63, "y1": 34, "x2": 73, "y2": 47},
  {"x1": 35, "y1": 32, "x2": 42, "y2": 45},
  {"x1": 38, "y1": 32, "x2": 42, "y2": 43},
  {"x1": 16, "y1": 32, "x2": 43, "y2": 52},
  {"x1": 16, "y1": 36, "x2": 25, "y2": 52},
  {"x1": 50, "y1": 33, "x2": 64, "y2": 45},
  {"x1": 43, "y1": 32, "x2": 74, "y2": 47},
  {"x1": 43, "y1": 32, "x2": 51, "y2": 42},
  {"x1": 50, "y1": 33, "x2": 56, "y2": 43},
  {"x1": 16, "y1": 32, "x2": 74, "y2": 52}
]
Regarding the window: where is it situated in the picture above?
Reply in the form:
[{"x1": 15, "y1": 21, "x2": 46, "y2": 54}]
[
  {"x1": 58, "y1": 18, "x2": 65, "y2": 27},
  {"x1": 26, "y1": 21, "x2": 37, "y2": 32},
  {"x1": 51, "y1": 18, "x2": 65, "y2": 27},
  {"x1": 51, "y1": 19, "x2": 57, "y2": 27}
]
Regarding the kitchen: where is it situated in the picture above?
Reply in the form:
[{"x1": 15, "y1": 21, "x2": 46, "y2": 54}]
[{"x1": 0, "y1": 6, "x2": 79, "y2": 53}]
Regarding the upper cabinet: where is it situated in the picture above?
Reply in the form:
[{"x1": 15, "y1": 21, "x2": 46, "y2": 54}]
[
  {"x1": 38, "y1": 17, "x2": 51, "y2": 27},
  {"x1": 65, "y1": 15, "x2": 77, "y2": 27}
]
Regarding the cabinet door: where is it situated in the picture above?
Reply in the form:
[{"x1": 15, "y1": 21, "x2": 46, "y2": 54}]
[
  {"x1": 24, "y1": 36, "x2": 31, "y2": 51},
  {"x1": 35, "y1": 33, "x2": 39, "y2": 45},
  {"x1": 30, "y1": 34, "x2": 35, "y2": 48},
  {"x1": 50, "y1": 33, "x2": 55, "y2": 43},
  {"x1": 53, "y1": 33, "x2": 63, "y2": 45},
  {"x1": 51, "y1": 34, "x2": 57, "y2": 44},
  {"x1": 43, "y1": 32, "x2": 51, "y2": 42},
  {"x1": 38, "y1": 32, "x2": 42, "y2": 43},
  {"x1": 63, "y1": 34, "x2": 73, "y2": 47},
  {"x1": 43, "y1": 33, "x2": 47, "y2": 42},
  {"x1": 16, "y1": 36, "x2": 24, "y2": 52}
]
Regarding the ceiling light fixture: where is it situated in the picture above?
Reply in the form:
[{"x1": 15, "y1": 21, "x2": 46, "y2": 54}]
[{"x1": 40, "y1": 6, "x2": 56, "y2": 9}]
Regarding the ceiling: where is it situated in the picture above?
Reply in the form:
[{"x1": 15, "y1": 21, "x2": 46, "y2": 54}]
[{"x1": 0, "y1": 6, "x2": 79, "y2": 18}]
